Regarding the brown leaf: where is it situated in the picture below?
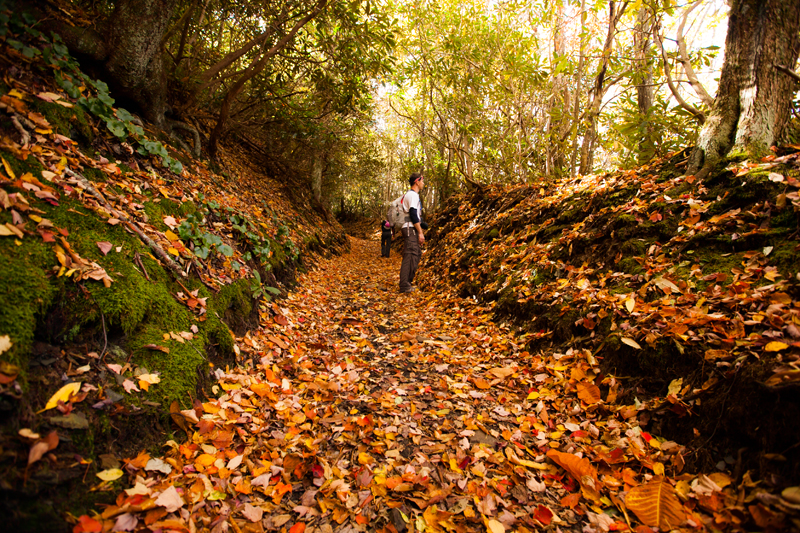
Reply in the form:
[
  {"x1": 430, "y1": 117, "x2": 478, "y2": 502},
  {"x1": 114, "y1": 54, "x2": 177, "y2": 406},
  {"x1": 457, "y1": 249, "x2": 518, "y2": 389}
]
[
  {"x1": 96, "y1": 241, "x2": 113, "y2": 255},
  {"x1": 143, "y1": 344, "x2": 170, "y2": 354},
  {"x1": 625, "y1": 478, "x2": 685, "y2": 530}
]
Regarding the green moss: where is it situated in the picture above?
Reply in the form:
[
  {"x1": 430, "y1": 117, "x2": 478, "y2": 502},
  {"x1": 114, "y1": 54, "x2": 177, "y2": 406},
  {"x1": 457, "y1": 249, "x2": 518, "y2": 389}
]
[
  {"x1": 28, "y1": 99, "x2": 94, "y2": 145},
  {"x1": 0, "y1": 150, "x2": 44, "y2": 178},
  {"x1": 0, "y1": 233, "x2": 58, "y2": 371},
  {"x1": 617, "y1": 256, "x2": 644, "y2": 275},
  {"x1": 142, "y1": 199, "x2": 190, "y2": 230},
  {"x1": 81, "y1": 167, "x2": 106, "y2": 183}
]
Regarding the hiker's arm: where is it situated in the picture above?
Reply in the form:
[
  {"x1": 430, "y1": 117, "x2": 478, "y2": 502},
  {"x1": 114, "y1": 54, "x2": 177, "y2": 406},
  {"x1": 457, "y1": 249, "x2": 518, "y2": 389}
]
[{"x1": 409, "y1": 208, "x2": 425, "y2": 243}]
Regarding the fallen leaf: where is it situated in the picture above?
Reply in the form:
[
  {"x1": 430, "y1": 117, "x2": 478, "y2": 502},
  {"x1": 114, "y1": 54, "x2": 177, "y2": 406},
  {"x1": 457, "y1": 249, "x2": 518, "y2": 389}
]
[
  {"x1": 40, "y1": 382, "x2": 81, "y2": 413},
  {"x1": 96, "y1": 468, "x2": 124, "y2": 481},
  {"x1": 96, "y1": 241, "x2": 113, "y2": 255},
  {"x1": 621, "y1": 337, "x2": 641, "y2": 349},
  {"x1": 626, "y1": 478, "x2": 685, "y2": 530},
  {"x1": 155, "y1": 485, "x2": 184, "y2": 513}
]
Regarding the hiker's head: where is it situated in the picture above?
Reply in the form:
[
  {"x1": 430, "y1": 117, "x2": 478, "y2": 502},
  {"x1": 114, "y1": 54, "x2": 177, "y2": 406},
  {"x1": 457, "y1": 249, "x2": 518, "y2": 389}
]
[{"x1": 410, "y1": 172, "x2": 424, "y2": 188}]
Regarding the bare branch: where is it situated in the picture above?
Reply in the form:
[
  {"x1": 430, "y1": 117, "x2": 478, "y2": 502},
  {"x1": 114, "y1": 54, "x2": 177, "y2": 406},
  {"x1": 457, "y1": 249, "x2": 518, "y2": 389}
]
[
  {"x1": 676, "y1": 0, "x2": 715, "y2": 107},
  {"x1": 776, "y1": 64, "x2": 800, "y2": 84},
  {"x1": 654, "y1": 24, "x2": 706, "y2": 124}
]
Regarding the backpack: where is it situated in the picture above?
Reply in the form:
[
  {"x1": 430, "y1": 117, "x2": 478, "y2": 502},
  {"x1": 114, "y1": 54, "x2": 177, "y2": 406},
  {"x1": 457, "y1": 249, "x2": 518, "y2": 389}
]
[{"x1": 386, "y1": 193, "x2": 411, "y2": 229}]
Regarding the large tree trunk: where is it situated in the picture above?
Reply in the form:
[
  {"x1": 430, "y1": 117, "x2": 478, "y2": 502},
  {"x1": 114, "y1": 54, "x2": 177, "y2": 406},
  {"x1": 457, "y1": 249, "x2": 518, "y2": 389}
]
[
  {"x1": 104, "y1": 0, "x2": 177, "y2": 127},
  {"x1": 52, "y1": 0, "x2": 178, "y2": 127},
  {"x1": 688, "y1": 0, "x2": 800, "y2": 178}
]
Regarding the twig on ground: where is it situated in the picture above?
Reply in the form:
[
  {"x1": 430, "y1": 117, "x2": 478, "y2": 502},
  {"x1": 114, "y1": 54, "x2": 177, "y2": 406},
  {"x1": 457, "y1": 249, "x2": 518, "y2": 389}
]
[{"x1": 65, "y1": 168, "x2": 186, "y2": 277}]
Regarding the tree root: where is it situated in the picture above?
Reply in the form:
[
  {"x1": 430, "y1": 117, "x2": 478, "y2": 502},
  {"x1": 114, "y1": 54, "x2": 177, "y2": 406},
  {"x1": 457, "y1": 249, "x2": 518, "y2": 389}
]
[
  {"x1": 168, "y1": 119, "x2": 202, "y2": 158},
  {"x1": 65, "y1": 168, "x2": 186, "y2": 277}
]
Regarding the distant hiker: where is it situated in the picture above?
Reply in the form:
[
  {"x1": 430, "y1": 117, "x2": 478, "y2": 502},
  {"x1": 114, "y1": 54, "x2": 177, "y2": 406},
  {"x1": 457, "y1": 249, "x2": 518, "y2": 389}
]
[
  {"x1": 399, "y1": 172, "x2": 425, "y2": 293},
  {"x1": 380, "y1": 219, "x2": 393, "y2": 257}
]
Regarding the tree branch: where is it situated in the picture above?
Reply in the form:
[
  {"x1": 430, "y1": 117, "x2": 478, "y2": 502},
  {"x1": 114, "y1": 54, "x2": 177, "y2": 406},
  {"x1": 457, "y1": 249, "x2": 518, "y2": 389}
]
[
  {"x1": 654, "y1": 24, "x2": 706, "y2": 124},
  {"x1": 676, "y1": 0, "x2": 714, "y2": 107},
  {"x1": 776, "y1": 64, "x2": 800, "y2": 84}
]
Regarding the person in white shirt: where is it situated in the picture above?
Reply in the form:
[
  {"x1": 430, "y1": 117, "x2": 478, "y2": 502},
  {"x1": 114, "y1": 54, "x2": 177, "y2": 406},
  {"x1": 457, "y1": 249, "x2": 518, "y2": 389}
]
[{"x1": 399, "y1": 172, "x2": 425, "y2": 293}]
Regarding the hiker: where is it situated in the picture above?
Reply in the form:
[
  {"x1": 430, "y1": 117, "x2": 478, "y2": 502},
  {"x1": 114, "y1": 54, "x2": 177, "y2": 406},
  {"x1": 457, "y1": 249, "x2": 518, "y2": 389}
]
[
  {"x1": 380, "y1": 219, "x2": 393, "y2": 257},
  {"x1": 399, "y1": 172, "x2": 425, "y2": 293}
]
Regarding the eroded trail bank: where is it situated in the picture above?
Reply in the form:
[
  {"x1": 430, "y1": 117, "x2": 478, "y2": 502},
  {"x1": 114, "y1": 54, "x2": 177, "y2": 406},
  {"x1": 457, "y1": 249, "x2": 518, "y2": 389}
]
[{"x1": 72, "y1": 237, "x2": 789, "y2": 533}]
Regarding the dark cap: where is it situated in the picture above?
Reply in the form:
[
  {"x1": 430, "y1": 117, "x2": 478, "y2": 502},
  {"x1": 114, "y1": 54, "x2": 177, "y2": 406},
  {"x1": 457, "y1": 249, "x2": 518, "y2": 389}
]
[{"x1": 409, "y1": 172, "x2": 423, "y2": 186}]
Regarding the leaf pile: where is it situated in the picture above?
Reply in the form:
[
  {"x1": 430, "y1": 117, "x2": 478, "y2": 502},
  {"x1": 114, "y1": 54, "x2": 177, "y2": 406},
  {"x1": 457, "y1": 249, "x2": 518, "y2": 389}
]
[
  {"x1": 69, "y1": 240, "x2": 800, "y2": 532},
  {"x1": 419, "y1": 148, "x2": 800, "y2": 467}
]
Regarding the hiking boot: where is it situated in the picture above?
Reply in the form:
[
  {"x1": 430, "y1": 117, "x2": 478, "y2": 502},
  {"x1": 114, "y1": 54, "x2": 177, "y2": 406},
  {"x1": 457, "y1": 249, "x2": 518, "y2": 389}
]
[{"x1": 400, "y1": 287, "x2": 418, "y2": 293}]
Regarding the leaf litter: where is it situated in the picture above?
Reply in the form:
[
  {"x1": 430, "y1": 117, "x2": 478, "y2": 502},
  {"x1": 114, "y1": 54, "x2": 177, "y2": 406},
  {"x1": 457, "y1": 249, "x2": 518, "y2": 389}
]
[{"x1": 72, "y1": 239, "x2": 800, "y2": 532}]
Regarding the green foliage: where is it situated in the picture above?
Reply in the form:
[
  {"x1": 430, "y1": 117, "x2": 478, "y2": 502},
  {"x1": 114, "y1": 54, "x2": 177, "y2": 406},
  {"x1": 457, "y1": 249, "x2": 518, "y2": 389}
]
[
  {"x1": 248, "y1": 270, "x2": 281, "y2": 302},
  {"x1": 1, "y1": 11, "x2": 183, "y2": 174}
]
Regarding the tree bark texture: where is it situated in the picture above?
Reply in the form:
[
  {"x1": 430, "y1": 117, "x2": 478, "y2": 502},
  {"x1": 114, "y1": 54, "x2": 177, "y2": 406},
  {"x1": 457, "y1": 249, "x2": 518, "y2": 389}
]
[
  {"x1": 51, "y1": 0, "x2": 178, "y2": 127},
  {"x1": 689, "y1": 0, "x2": 800, "y2": 178},
  {"x1": 548, "y1": 1, "x2": 570, "y2": 177},
  {"x1": 104, "y1": 0, "x2": 178, "y2": 127}
]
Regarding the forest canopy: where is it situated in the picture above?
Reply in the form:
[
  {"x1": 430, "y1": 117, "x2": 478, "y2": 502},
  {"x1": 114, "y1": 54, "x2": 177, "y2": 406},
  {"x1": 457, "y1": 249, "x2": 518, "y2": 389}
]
[{"x1": 27, "y1": 0, "x2": 800, "y2": 218}]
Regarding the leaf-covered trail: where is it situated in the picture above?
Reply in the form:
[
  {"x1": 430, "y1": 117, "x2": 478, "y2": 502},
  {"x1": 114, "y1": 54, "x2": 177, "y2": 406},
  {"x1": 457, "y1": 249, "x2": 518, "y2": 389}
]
[{"x1": 80, "y1": 236, "x2": 726, "y2": 533}]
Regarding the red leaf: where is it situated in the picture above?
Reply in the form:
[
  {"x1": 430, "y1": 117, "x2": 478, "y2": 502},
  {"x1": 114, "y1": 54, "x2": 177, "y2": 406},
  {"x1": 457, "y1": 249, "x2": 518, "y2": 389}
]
[
  {"x1": 40, "y1": 231, "x2": 55, "y2": 242},
  {"x1": 533, "y1": 504, "x2": 553, "y2": 525},
  {"x1": 73, "y1": 515, "x2": 102, "y2": 533}
]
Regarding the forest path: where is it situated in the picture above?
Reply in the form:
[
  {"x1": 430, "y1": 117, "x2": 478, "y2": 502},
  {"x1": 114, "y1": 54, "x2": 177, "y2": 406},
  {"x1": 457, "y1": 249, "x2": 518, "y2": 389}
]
[{"x1": 80, "y1": 236, "x2": 657, "y2": 533}]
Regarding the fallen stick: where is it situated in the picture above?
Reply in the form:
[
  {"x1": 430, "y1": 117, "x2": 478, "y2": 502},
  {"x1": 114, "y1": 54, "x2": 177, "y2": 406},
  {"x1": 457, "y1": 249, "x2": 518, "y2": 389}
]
[{"x1": 64, "y1": 167, "x2": 186, "y2": 277}]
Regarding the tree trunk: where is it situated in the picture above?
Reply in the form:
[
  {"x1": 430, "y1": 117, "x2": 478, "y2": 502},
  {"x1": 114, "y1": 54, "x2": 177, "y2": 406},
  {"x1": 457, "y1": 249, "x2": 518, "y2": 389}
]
[
  {"x1": 579, "y1": 1, "x2": 628, "y2": 175},
  {"x1": 570, "y1": 0, "x2": 587, "y2": 177},
  {"x1": 548, "y1": 0, "x2": 569, "y2": 177},
  {"x1": 312, "y1": 153, "x2": 324, "y2": 202},
  {"x1": 103, "y1": 0, "x2": 178, "y2": 127},
  {"x1": 51, "y1": 0, "x2": 178, "y2": 127},
  {"x1": 633, "y1": 5, "x2": 655, "y2": 164},
  {"x1": 689, "y1": 0, "x2": 800, "y2": 178}
]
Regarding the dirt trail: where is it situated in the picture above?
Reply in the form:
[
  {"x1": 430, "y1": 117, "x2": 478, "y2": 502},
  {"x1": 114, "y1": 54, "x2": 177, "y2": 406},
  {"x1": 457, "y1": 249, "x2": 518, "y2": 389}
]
[{"x1": 75, "y1": 235, "x2": 735, "y2": 533}]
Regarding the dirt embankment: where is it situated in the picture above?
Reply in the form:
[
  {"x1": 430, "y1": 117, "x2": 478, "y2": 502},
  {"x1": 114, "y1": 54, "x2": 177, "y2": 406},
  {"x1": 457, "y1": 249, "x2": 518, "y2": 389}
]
[
  {"x1": 419, "y1": 148, "x2": 800, "y2": 483},
  {"x1": 0, "y1": 11, "x2": 346, "y2": 529}
]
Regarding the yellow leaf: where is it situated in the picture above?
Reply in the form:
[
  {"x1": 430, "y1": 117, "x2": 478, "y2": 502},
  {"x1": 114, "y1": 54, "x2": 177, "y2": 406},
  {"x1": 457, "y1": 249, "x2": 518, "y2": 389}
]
[
  {"x1": 653, "y1": 462, "x2": 665, "y2": 476},
  {"x1": 358, "y1": 452, "x2": 373, "y2": 465},
  {"x1": 621, "y1": 337, "x2": 641, "y2": 349},
  {"x1": 487, "y1": 519, "x2": 505, "y2": 533},
  {"x1": 39, "y1": 382, "x2": 81, "y2": 413},
  {"x1": 29, "y1": 214, "x2": 43, "y2": 223},
  {"x1": 165, "y1": 230, "x2": 180, "y2": 242},
  {"x1": 159, "y1": 187, "x2": 170, "y2": 198},
  {"x1": 765, "y1": 341, "x2": 788, "y2": 352},
  {"x1": 96, "y1": 468, "x2": 124, "y2": 481},
  {"x1": 168, "y1": 247, "x2": 180, "y2": 256},
  {"x1": 625, "y1": 298, "x2": 635, "y2": 313},
  {"x1": 625, "y1": 479, "x2": 685, "y2": 530}
]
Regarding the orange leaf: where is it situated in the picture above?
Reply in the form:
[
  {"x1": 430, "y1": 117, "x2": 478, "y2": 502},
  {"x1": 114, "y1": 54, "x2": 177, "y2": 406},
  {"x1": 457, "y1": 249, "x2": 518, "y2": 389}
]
[
  {"x1": 73, "y1": 515, "x2": 102, "y2": 533},
  {"x1": 560, "y1": 493, "x2": 581, "y2": 508},
  {"x1": 576, "y1": 382, "x2": 601, "y2": 404},
  {"x1": 625, "y1": 478, "x2": 685, "y2": 530},
  {"x1": 546, "y1": 450, "x2": 600, "y2": 501},
  {"x1": 473, "y1": 377, "x2": 491, "y2": 389},
  {"x1": 533, "y1": 504, "x2": 553, "y2": 525},
  {"x1": 355, "y1": 515, "x2": 369, "y2": 525},
  {"x1": 288, "y1": 521, "x2": 306, "y2": 532}
]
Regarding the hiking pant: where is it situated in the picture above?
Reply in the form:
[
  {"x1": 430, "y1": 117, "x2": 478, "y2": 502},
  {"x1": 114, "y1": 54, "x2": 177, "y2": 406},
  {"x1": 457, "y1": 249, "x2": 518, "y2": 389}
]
[
  {"x1": 381, "y1": 233, "x2": 392, "y2": 257},
  {"x1": 399, "y1": 228, "x2": 420, "y2": 292}
]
